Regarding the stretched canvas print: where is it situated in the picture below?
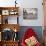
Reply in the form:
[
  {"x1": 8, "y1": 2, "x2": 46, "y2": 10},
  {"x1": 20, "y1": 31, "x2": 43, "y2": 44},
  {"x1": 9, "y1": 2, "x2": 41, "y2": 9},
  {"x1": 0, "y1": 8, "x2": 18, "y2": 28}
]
[{"x1": 23, "y1": 8, "x2": 38, "y2": 19}]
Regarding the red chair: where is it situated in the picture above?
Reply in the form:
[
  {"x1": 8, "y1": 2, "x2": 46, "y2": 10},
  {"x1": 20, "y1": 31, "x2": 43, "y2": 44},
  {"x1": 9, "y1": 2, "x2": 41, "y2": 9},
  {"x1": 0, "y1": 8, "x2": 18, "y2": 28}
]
[{"x1": 21, "y1": 28, "x2": 41, "y2": 46}]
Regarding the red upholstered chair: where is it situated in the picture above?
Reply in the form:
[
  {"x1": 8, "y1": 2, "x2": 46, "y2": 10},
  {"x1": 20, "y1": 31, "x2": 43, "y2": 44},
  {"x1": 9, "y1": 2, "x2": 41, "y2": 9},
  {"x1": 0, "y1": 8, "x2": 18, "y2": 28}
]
[{"x1": 21, "y1": 28, "x2": 41, "y2": 46}]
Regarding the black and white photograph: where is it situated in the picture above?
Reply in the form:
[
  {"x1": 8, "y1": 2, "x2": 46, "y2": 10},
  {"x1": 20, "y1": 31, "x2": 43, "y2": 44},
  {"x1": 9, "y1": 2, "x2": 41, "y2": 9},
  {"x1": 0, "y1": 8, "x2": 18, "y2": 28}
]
[{"x1": 23, "y1": 8, "x2": 38, "y2": 19}]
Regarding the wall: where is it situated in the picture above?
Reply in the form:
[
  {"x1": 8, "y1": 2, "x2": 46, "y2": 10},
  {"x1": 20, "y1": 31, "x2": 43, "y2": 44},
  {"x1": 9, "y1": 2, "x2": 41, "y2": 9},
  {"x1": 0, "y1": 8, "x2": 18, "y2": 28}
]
[
  {"x1": 0, "y1": 0, "x2": 15, "y2": 7},
  {"x1": 0, "y1": 0, "x2": 44, "y2": 26},
  {"x1": 19, "y1": 0, "x2": 44, "y2": 26}
]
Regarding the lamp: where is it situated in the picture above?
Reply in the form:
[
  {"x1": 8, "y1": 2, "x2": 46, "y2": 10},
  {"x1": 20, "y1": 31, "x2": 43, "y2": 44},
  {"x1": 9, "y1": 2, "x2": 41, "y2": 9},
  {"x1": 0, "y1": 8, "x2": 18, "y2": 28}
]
[{"x1": 15, "y1": 0, "x2": 17, "y2": 7}]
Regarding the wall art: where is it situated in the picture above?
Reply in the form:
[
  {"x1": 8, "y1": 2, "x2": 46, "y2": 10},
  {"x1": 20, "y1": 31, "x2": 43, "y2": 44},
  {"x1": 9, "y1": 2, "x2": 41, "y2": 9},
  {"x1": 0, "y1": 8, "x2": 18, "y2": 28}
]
[{"x1": 23, "y1": 8, "x2": 38, "y2": 19}]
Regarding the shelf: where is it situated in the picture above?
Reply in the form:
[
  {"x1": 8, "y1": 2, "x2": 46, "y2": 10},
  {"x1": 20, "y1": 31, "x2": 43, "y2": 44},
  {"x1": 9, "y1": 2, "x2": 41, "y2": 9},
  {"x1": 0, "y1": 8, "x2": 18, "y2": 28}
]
[
  {"x1": 0, "y1": 7, "x2": 20, "y2": 46},
  {"x1": 0, "y1": 7, "x2": 19, "y2": 16},
  {"x1": 0, "y1": 24, "x2": 20, "y2": 32},
  {"x1": 2, "y1": 40, "x2": 19, "y2": 43},
  {"x1": 0, "y1": 7, "x2": 19, "y2": 24},
  {"x1": 2, "y1": 40, "x2": 19, "y2": 46}
]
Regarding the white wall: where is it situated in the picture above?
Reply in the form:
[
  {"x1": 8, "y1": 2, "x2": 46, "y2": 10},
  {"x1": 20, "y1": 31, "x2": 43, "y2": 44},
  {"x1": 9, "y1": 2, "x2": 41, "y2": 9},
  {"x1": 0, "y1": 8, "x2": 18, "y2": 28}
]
[
  {"x1": 0, "y1": 0, "x2": 44, "y2": 26},
  {"x1": 0, "y1": 0, "x2": 15, "y2": 7},
  {"x1": 19, "y1": 0, "x2": 44, "y2": 26}
]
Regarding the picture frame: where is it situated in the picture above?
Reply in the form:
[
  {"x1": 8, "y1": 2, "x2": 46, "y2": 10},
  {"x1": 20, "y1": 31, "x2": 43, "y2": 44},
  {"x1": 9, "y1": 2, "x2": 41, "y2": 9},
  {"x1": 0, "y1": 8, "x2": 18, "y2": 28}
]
[
  {"x1": 2, "y1": 10, "x2": 9, "y2": 15},
  {"x1": 23, "y1": 8, "x2": 38, "y2": 19},
  {"x1": 8, "y1": 16, "x2": 18, "y2": 24},
  {"x1": 2, "y1": 16, "x2": 18, "y2": 24},
  {"x1": 9, "y1": 10, "x2": 18, "y2": 15}
]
